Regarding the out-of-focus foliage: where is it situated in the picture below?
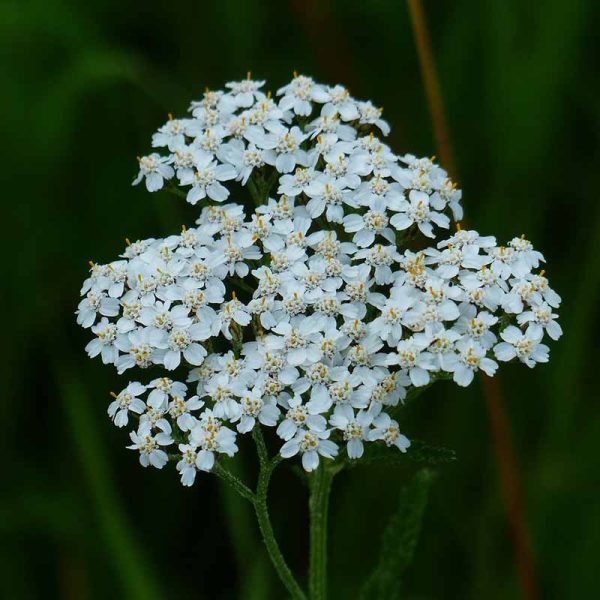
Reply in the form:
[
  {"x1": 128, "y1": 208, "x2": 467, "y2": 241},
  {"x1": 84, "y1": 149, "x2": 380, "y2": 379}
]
[
  {"x1": 2, "y1": 0, "x2": 598, "y2": 597},
  {"x1": 360, "y1": 468, "x2": 435, "y2": 599}
]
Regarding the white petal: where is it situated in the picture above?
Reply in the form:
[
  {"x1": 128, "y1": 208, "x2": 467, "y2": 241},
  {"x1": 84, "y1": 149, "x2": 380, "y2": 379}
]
[{"x1": 302, "y1": 450, "x2": 319, "y2": 472}]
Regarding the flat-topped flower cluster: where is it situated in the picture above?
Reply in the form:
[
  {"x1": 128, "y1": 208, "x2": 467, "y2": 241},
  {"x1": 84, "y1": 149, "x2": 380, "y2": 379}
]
[{"x1": 77, "y1": 74, "x2": 561, "y2": 485}]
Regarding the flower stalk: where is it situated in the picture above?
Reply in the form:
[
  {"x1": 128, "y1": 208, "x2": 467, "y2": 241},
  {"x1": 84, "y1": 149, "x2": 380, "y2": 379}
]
[
  {"x1": 308, "y1": 464, "x2": 335, "y2": 600},
  {"x1": 218, "y1": 428, "x2": 341, "y2": 600},
  {"x1": 253, "y1": 428, "x2": 307, "y2": 600}
]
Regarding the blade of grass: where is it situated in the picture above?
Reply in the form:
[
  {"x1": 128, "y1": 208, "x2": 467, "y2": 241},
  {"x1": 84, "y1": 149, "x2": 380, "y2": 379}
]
[{"x1": 58, "y1": 367, "x2": 162, "y2": 600}]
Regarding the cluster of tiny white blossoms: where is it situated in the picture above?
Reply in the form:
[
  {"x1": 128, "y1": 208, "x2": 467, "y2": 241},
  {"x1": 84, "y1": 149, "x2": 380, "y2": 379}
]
[{"x1": 77, "y1": 74, "x2": 561, "y2": 485}]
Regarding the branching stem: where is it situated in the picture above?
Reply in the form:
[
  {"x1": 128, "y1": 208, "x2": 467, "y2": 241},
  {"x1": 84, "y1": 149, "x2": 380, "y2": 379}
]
[
  {"x1": 215, "y1": 421, "x2": 343, "y2": 600},
  {"x1": 213, "y1": 463, "x2": 255, "y2": 503},
  {"x1": 252, "y1": 428, "x2": 307, "y2": 600}
]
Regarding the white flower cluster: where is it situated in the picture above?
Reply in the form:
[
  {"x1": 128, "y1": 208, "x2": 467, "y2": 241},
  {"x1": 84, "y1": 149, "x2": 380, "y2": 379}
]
[{"x1": 77, "y1": 74, "x2": 561, "y2": 485}]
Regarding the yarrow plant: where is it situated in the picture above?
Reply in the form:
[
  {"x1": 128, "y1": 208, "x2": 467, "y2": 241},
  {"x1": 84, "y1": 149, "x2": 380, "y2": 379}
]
[{"x1": 77, "y1": 73, "x2": 561, "y2": 599}]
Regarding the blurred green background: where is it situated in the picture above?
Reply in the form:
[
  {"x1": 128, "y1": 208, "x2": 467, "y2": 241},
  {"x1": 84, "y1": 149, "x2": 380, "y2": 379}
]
[{"x1": 3, "y1": 0, "x2": 599, "y2": 598}]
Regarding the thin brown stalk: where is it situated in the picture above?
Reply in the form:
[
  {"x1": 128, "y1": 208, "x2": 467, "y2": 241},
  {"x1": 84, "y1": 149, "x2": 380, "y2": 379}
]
[
  {"x1": 290, "y1": 0, "x2": 359, "y2": 90},
  {"x1": 406, "y1": 0, "x2": 455, "y2": 176},
  {"x1": 406, "y1": 1, "x2": 538, "y2": 598},
  {"x1": 482, "y1": 376, "x2": 539, "y2": 600},
  {"x1": 291, "y1": 0, "x2": 407, "y2": 147}
]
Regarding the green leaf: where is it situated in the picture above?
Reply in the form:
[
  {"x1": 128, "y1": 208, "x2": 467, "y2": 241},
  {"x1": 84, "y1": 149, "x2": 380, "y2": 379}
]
[
  {"x1": 359, "y1": 469, "x2": 435, "y2": 600},
  {"x1": 58, "y1": 369, "x2": 162, "y2": 600},
  {"x1": 351, "y1": 440, "x2": 456, "y2": 468}
]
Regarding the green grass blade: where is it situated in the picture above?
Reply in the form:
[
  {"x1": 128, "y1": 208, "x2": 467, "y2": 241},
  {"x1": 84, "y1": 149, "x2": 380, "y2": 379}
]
[{"x1": 59, "y1": 368, "x2": 162, "y2": 600}]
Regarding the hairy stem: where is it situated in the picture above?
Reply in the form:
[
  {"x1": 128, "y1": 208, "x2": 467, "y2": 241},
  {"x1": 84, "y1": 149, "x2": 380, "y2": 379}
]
[
  {"x1": 213, "y1": 463, "x2": 255, "y2": 503},
  {"x1": 164, "y1": 184, "x2": 188, "y2": 200},
  {"x1": 253, "y1": 428, "x2": 307, "y2": 600},
  {"x1": 308, "y1": 464, "x2": 335, "y2": 600}
]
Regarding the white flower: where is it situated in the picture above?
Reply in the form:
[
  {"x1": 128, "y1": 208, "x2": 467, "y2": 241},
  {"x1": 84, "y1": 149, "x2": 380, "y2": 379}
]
[
  {"x1": 428, "y1": 329, "x2": 462, "y2": 372},
  {"x1": 225, "y1": 75, "x2": 266, "y2": 107},
  {"x1": 320, "y1": 84, "x2": 360, "y2": 121},
  {"x1": 128, "y1": 423, "x2": 172, "y2": 468},
  {"x1": 270, "y1": 317, "x2": 324, "y2": 366},
  {"x1": 370, "y1": 290, "x2": 416, "y2": 345},
  {"x1": 357, "y1": 101, "x2": 390, "y2": 135},
  {"x1": 147, "y1": 377, "x2": 188, "y2": 410},
  {"x1": 507, "y1": 235, "x2": 545, "y2": 277},
  {"x1": 115, "y1": 327, "x2": 167, "y2": 373},
  {"x1": 78, "y1": 74, "x2": 562, "y2": 486},
  {"x1": 219, "y1": 139, "x2": 266, "y2": 185},
  {"x1": 210, "y1": 231, "x2": 261, "y2": 278},
  {"x1": 236, "y1": 391, "x2": 280, "y2": 433},
  {"x1": 203, "y1": 374, "x2": 241, "y2": 421},
  {"x1": 460, "y1": 266, "x2": 506, "y2": 312},
  {"x1": 345, "y1": 337, "x2": 389, "y2": 385},
  {"x1": 133, "y1": 153, "x2": 174, "y2": 192},
  {"x1": 139, "y1": 402, "x2": 172, "y2": 434},
  {"x1": 367, "y1": 371, "x2": 410, "y2": 407},
  {"x1": 517, "y1": 302, "x2": 562, "y2": 340},
  {"x1": 77, "y1": 291, "x2": 120, "y2": 328},
  {"x1": 251, "y1": 125, "x2": 308, "y2": 173},
  {"x1": 152, "y1": 116, "x2": 189, "y2": 150},
  {"x1": 168, "y1": 392, "x2": 204, "y2": 431},
  {"x1": 305, "y1": 176, "x2": 354, "y2": 223},
  {"x1": 276, "y1": 395, "x2": 328, "y2": 441},
  {"x1": 343, "y1": 200, "x2": 395, "y2": 248},
  {"x1": 86, "y1": 317, "x2": 119, "y2": 364},
  {"x1": 178, "y1": 152, "x2": 237, "y2": 204},
  {"x1": 354, "y1": 244, "x2": 400, "y2": 285},
  {"x1": 493, "y1": 325, "x2": 549, "y2": 367},
  {"x1": 437, "y1": 228, "x2": 496, "y2": 251},
  {"x1": 215, "y1": 297, "x2": 252, "y2": 339},
  {"x1": 307, "y1": 113, "x2": 357, "y2": 142},
  {"x1": 163, "y1": 324, "x2": 209, "y2": 370},
  {"x1": 330, "y1": 404, "x2": 377, "y2": 459},
  {"x1": 176, "y1": 444, "x2": 199, "y2": 486},
  {"x1": 190, "y1": 412, "x2": 238, "y2": 471},
  {"x1": 529, "y1": 272, "x2": 561, "y2": 308},
  {"x1": 455, "y1": 305, "x2": 498, "y2": 349},
  {"x1": 277, "y1": 74, "x2": 328, "y2": 115},
  {"x1": 138, "y1": 301, "x2": 191, "y2": 331},
  {"x1": 394, "y1": 336, "x2": 435, "y2": 387},
  {"x1": 450, "y1": 339, "x2": 498, "y2": 387},
  {"x1": 369, "y1": 413, "x2": 410, "y2": 452},
  {"x1": 108, "y1": 382, "x2": 147, "y2": 427},
  {"x1": 280, "y1": 429, "x2": 338, "y2": 472},
  {"x1": 278, "y1": 167, "x2": 317, "y2": 197},
  {"x1": 389, "y1": 190, "x2": 449, "y2": 238}
]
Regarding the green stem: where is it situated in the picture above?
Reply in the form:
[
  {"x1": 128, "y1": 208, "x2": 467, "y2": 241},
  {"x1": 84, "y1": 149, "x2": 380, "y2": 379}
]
[
  {"x1": 247, "y1": 177, "x2": 262, "y2": 206},
  {"x1": 164, "y1": 184, "x2": 188, "y2": 200},
  {"x1": 253, "y1": 428, "x2": 307, "y2": 600},
  {"x1": 308, "y1": 464, "x2": 335, "y2": 600},
  {"x1": 213, "y1": 463, "x2": 255, "y2": 503}
]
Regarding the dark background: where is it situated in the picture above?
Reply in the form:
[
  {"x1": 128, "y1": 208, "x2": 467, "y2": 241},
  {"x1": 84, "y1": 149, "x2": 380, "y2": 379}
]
[{"x1": 3, "y1": 0, "x2": 599, "y2": 598}]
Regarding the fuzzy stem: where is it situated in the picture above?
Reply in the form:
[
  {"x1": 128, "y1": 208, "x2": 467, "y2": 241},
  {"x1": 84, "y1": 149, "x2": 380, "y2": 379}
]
[
  {"x1": 213, "y1": 463, "x2": 255, "y2": 503},
  {"x1": 308, "y1": 464, "x2": 335, "y2": 600},
  {"x1": 253, "y1": 428, "x2": 307, "y2": 600}
]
